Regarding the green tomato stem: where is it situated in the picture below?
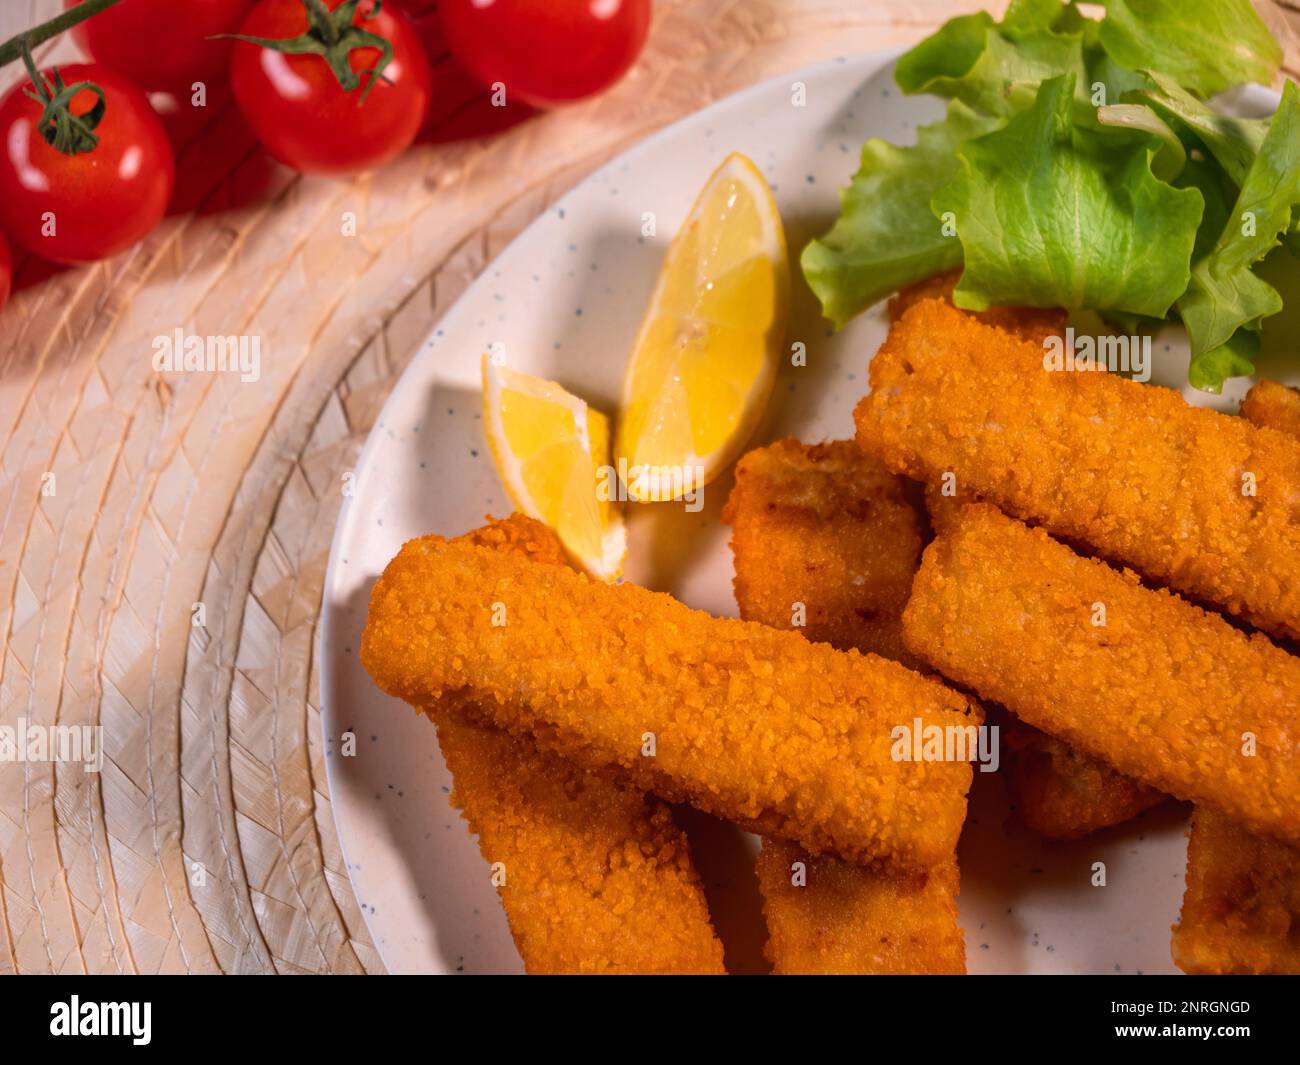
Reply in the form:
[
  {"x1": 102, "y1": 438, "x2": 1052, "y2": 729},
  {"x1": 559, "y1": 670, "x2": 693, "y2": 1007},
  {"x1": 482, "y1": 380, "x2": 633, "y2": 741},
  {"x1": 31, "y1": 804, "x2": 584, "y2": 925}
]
[
  {"x1": 0, "y1": 0, "x2": 126, "y2": 71},
  {"x1": 21, "y1": 41, "x2": 105, "y2": 155},
  {"x1": 216, "y1": 0, "x2": 395, "y2": 104}
]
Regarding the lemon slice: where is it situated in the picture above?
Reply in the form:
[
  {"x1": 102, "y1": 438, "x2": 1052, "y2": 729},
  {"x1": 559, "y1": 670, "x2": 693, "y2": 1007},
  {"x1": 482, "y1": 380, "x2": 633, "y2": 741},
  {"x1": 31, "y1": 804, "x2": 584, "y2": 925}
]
[
  {"x1": 615, "y1": 152, "x2": 789, "y2": 502},
  {"x1": 481, "y1": 355, "x2": 626, "y2": 581}
]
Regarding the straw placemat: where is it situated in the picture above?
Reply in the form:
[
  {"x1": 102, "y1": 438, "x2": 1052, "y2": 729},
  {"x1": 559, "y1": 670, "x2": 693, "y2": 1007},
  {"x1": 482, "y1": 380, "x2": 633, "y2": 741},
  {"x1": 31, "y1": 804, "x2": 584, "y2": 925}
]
[{"x1": 1, "y1": 0, "x2": 1296, "y2": 974}]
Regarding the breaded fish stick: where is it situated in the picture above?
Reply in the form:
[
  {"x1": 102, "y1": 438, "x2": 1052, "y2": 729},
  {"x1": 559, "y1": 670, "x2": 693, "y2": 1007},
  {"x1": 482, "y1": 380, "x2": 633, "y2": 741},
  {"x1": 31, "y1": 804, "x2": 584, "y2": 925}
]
[
  {"x1": 1002, "y1": 728, "x2": 1164, "y2": 840},
  {"x1": 1172, "y1": 808, "x2": 1300, "y2": 975},
  {"x1": 754, "y1": 844, "x2": 964, "y2": 974},
  {"x1": 888, "y1": 270, "x2": 1065, "y2": 345},
  {"x1": 903, "y1": 504, "x2": 1300, "y2": 846},
  {"x1": 1011, "y1": 386, "x2": 1293, "y2": 845},
  {"x1": 724, "y1": 438, "x2": 964, "y2": 973},
  {"x1": 722, "y1": 438, "x2": 923, "y2": 666},
  {"x1": 857, "y1": 298, "x2": 1300, "y2": 643},
  {"x1": 1241, "y1": 379, "x2": 1300, "y2": 440},
  {"x1": 1172, "y1": 390, "x2": 1300, "y2": 975},
  {"x1": 925, "y1": 483, "x2": 1165, "y2": 838},
  {"x1": 430, "y1": 517, "x2": 724, "y2": 974},
  {"x1": 431, "y1": 702, "x2": 725, "y2": 974},
  {"x1": 362, "y1": 534, "x2": 982, "y2": 871}
]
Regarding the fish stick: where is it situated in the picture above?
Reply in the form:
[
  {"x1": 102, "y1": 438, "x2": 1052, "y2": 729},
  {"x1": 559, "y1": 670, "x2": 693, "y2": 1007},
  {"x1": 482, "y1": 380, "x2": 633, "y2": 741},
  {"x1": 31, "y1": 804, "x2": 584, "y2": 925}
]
[
  {"x1": 926, "y1": 482, "x2": 1166, "y2": 838},
  {"x1": 1002, "y1": 728, "x2": 1165, "y2": 840},
  {"x1": 430, "y1": 701, "x2": 725, "y2": 974},
  {"x1": 1171, "y1": 389, "x2": 1300, "y2": 974},
  {"x1": 361, "y1": 533, "x2": 982, "y2": 871},
  {"x1": 888, "y1": 270, "x2": 1066, "y2": 345},
  {"x1": 754, "y1": 843, "x2": 965, "y2": 974},
  {"x1": 856, "y1": 298, "x2": 1300, "y2": 643},
  {"x1": 1241, "y1": 379, "x2": 1300, "y2": 441},
  {"x1": 902, "y1": 503, "x2": 1300, "y2": 847},
  {"x1": 1172, "y1": 808, "x2": 1300, "y2": 974},
  {"x1": 721, "y1": 438, "x2": 923, "y2": 666},
  {"x1": 427, "y1": 516, "x2": 724, "y2": 974},
  {"x1": 723, "y1": 438, "x2": 964, "y2": 973}
]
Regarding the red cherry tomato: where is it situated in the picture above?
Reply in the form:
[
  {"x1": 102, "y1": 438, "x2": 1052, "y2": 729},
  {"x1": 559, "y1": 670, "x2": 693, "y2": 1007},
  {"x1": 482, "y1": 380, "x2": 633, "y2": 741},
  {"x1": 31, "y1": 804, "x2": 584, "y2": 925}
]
[
  {"x1": 439, "y1": 0, "x2": 650, "y2": 108},
  {"x1": 0, "y1": 64, "x2": 176, "y2": 265},
  {"x1": 0, "y1": 230, "x2": 11, "y2": 311},
  {"x1": 66, "y1": 0, "x2": 255, "y2": 93},
  {"x1": 400, "y1": 2, "x2": 535, "y2": 143},
  {"x1": 229, "y1": 0, "x2": 433, "y2": 176}
]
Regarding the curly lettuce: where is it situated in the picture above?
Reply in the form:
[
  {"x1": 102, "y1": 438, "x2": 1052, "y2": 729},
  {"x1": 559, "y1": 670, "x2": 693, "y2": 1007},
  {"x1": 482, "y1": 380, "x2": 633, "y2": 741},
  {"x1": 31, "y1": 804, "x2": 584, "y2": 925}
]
[
  {"x1": 1179, "y1": 83, "x2": 1300, "y2": 389},
  {"x1": 801, "y1": 0, "x2": 1296, "y2": 390},
  {"x1": 933, "y1": 75, "x2": 1203, "y2": 318},
  {"x1": 801, "y1": 102, "x2": 999, "y2": 327},
  {"x1": 1097, "y1": 0, "x2": 1281, "y2": 98}
]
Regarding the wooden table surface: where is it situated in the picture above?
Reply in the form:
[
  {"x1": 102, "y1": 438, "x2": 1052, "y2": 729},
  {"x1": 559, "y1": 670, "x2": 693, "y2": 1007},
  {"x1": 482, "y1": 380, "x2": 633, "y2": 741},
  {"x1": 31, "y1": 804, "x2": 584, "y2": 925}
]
[{"x1": 1, "y1": 0, "x2": 1296, "y2": 975}]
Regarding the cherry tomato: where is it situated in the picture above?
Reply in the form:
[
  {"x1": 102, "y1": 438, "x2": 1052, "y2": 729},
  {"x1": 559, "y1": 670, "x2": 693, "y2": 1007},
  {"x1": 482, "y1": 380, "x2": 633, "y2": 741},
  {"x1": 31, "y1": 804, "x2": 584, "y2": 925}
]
[
  {"x1": 229, "y1": 0, "x2": 433, "y2": 176},
  {"x1": 0, "y1": 231, "x2": 11, "y2": 311},
  {"x1": 66, "y1": 0, "x2": 255, "y2": 93},
  {"x1": 439, "y1": 0, "x2": 651, "y2": 108},
  {"x1": 0, "y1": 64, "x2": 176, "y2": 265},
  {"x1": 400, "y1": 2, "x2": 535, "y2": 143}
]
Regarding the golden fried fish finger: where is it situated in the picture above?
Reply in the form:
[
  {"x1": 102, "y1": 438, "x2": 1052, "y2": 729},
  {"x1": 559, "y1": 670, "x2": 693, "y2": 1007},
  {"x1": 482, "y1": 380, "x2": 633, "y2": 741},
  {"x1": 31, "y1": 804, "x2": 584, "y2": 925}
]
[
  {"x1": 857, "y1": 298, "x2": 1300, "y2": 642},
  {"x1": 1171, "y1": 387, "x2": 1300, "y2": 975},
  {"x1": 1172, "y1": 808, "x2": 1300, "y2": 975},
  {"x1": 1241, "y1": 379, "x2": 1300, "y2": 441},
  {"x1": 428, "y1": 516, "x2": 724, "y2": 974},
  {"x1": 902, "y1": 503, "x2": 1300, "y2": 846},
  {"x1": 722, "y1": 438, "x2": 923, "y2": 665},
  {"x1": 754, "y1": 841, "x2": 964, "y2": 975},
  {"x1": 362, "y1": 532, "x2": 981, "y2": 871}
]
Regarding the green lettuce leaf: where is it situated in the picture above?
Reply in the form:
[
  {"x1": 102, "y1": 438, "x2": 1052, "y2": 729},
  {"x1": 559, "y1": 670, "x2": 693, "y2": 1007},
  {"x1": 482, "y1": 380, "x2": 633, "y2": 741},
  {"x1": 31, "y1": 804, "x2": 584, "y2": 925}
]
[
  {"x1": 895, "y1": 11, "x2": 995, "y2": 94},
  {"x1": 1094, "y1": 102, "x2": 1185, "y2": 181},
  {"x1": 1132, "y1": 71, "x2": 1267, "y2": 186},
  {"x1": 1084, "y1": 48, "x2": 1151, "y2": 109},
  {"x1": 895, "y1": 7, "x2": 1086, "y2": 117},
  {"x1": 801, "y1": 102, "x2": 1001, "y2": 328},
  {"x1": 1178, "y1": 82, "x2": 1300, "y2": 361},
  {"x1": 933, "y1": 74, "x2": 1204, "y2": 316},
  {"x1": 1188, "y1": 328, "x2": 1260, "y2": 393},
  {"x1": 1174, "y1": 151, "x2": 1236, "y2": 262},
  {"x1": 1000, "y1": 0, "x2": 1071, "y2": 37},
  {"x1": 1098, "y1": 0, "x2": 1281, "y2": 97}
]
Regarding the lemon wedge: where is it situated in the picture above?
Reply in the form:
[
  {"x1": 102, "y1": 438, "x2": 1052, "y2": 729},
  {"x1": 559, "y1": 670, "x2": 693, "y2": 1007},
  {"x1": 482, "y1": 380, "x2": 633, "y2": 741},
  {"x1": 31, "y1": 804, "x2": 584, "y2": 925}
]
[
  {"x1": 481, "y1": 355, "x2": 626, "y2": 581},
  {"x1": 615, "y1": 152, "x2": 789, "y2": 502}
]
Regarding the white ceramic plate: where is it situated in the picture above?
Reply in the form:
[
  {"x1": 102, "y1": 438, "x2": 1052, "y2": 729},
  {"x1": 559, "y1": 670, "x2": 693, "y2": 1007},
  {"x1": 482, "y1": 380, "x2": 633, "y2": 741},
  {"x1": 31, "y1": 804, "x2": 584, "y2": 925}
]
[{"x1": 320, "y1": 50, "x2": 1290, "y2": 975}]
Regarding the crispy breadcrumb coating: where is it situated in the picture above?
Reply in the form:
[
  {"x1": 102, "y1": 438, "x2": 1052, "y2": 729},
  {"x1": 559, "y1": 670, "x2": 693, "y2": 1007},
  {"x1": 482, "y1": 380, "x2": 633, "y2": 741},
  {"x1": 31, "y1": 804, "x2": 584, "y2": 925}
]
[
  {"x1": 362, "y1": 532, "x2": 981, "y2": 871},
  {"x1": 903, "y1": 504, "x2": 1300, "y2": 847},
  {"x1": 431, "y1": 702, "x2": 725, "y2": 974},
  {"x1": 994, "y1": 376, "x2": 1298, "y2": 842},
  {"x1": 1171, "y1": 390, "x2": 1300, "y2": 975},
  {"x1": 457, "y1": 512, "x2": 571, "y2": 565},
  {"x1": 1242, "y1": 379, "x2": 1300, "y2": 440},
  {"x1": 423, "y1": 516, "x2": 724, "y2": 974},
  {"x1": 724, "y1": 439, "x2": 963, "y2": 972},
  {"x1": 754, "y1": 842, "x2": 964, "y2": 974},
  {"x1": 925, "y1": 482, "x2": 1166, "y2": 838},
  {"x1": 923, "y1": 480, "x2": 966, "y2": 535},
  {"x1": 722, "y1": 438, "x2": 923, "y2": 666},
  {"x1": 1172, "y1": 808, "x2": 1300, "y2": 974},
  {"x1": 887, "y1": 270, "x2": 1065, "y2": 345},
  {"x1": 857, "y1": 298, "x2": 1300, "y2": 643},
  {"x1": 1002, "y1": 727, "x2": 1164, "y2": 840}
]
